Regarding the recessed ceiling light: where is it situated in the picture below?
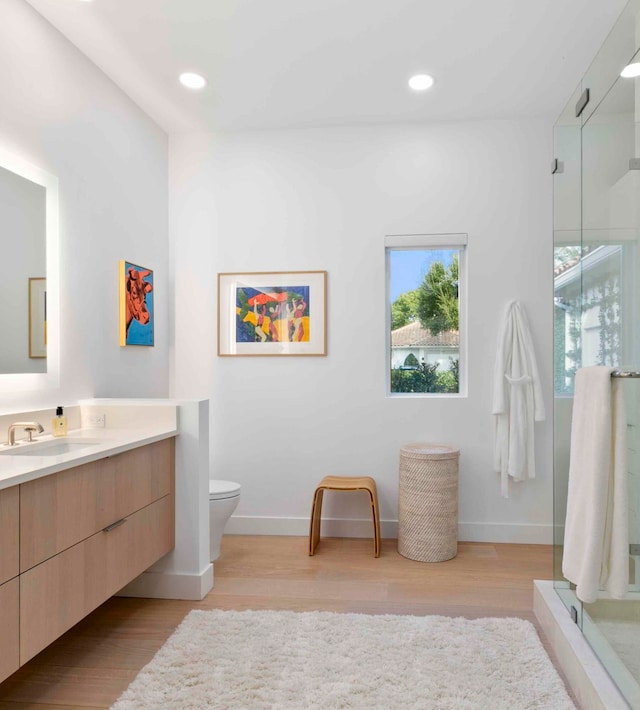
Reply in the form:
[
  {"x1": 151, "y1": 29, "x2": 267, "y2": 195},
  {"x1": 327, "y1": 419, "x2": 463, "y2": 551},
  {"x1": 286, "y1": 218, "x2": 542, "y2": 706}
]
[
  {"x1": 620, "y1": 62, "x2": 640, "y2": 78},
  {"x1": 179, "y1": 72, "x2": 207, "y2": 90},
  {"x1": 408, "y1": 74, "x2": 435, "y2": 91}
]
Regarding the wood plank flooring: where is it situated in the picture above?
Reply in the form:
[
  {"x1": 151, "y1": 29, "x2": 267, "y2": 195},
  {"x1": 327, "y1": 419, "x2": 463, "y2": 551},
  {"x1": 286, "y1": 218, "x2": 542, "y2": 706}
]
[{"x1": 0, "y1": 536, "x2": 572, "y2": 709}]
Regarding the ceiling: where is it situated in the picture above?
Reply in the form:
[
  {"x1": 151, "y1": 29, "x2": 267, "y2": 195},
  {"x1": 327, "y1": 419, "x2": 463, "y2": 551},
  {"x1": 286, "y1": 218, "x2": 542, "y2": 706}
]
[{"x1": 25, "y1": 0, "x2": 629, "y2": 134}]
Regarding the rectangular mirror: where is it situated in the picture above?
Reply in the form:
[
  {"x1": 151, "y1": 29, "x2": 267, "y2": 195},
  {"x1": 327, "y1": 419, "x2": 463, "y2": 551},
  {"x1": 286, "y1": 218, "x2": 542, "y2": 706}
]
[
  {"x1": 0, "y1": 147, "x2": 59, "y2": 393},
  {"x1": 0, "y1": 164, "x2": 46, "y2": 373}
]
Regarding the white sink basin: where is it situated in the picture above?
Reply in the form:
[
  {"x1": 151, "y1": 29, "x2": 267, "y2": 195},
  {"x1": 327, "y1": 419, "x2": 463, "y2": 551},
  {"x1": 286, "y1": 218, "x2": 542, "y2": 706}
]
[{"x1": 0, "y1": 438, "x2": 105, "y2": 457}]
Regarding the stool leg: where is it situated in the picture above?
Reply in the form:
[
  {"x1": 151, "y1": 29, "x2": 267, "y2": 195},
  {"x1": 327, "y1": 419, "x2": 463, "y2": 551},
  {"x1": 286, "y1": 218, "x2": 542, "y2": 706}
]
[
  {"x1": 309, "y1": 488, "x2": 324, "y2": 555},
  {"x1": 369, "y1": 490, "x2": 381, "y2": 558}
]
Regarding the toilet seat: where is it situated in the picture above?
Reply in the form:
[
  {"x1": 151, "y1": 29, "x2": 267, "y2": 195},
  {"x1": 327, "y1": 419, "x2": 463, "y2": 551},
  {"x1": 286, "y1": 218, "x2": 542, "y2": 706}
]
[{"x1": 209, "y1": 480, "x2": 241, "y2": 501}]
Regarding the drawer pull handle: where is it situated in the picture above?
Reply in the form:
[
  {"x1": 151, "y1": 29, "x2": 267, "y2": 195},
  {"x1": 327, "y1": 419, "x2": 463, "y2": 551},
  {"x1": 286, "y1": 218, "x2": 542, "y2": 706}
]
[{"x1": 103, "y1": 518, "x2": 127, "y2": 532}]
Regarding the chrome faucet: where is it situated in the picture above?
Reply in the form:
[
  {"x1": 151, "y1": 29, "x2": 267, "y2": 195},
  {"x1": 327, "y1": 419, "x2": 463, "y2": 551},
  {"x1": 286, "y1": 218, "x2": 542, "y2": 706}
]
[{"x1": 6, "y1": 422, "x2": 44, "y2": 446}]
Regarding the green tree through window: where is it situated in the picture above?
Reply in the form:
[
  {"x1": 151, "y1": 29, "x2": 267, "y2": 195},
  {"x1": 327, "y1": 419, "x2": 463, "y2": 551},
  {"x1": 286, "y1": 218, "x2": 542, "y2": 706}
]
[
  {"x1": 391, "y1": 289, "x2": 420, "y2": 329},
  {"x1": 416, "y1": 255, "x2": 459, "y2": 335},
  {"x1": 388, "y1": 243, "x2": 463, "y2": 395}
]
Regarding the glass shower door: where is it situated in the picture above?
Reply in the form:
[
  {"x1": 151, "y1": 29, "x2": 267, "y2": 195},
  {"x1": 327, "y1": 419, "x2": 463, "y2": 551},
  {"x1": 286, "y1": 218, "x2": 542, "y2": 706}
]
[
  {"x1": 579, "y1": 60, "x2": 640, "y2": 707},
  {"x1": 553, "y1": 83, "x2": 582, "y2": 618}
]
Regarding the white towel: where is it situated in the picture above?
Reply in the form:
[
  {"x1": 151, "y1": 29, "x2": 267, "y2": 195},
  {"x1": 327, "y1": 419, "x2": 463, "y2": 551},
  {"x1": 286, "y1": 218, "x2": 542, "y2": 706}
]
[
  {"x1": 492, "y1": 300, "x2": 545, "y2": 497},
  {"x1": 562, "y1": 366, "x2": 629, "y2": 603}
]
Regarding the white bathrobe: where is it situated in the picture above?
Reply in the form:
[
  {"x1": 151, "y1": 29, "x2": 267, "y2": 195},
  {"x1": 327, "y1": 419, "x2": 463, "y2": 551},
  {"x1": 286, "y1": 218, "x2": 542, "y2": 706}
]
[
  {"x1": 562, "y1": 366, "x2": 629, "y2": 603},
  {"x1": 492, "y1": 300, "x2": 545, "y2": 497}
]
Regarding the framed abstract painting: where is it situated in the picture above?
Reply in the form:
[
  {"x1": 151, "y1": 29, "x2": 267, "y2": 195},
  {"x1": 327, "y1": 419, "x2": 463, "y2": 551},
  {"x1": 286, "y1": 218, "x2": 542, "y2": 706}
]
[
  {"x1": 218, "y1": 270, "x2": 327, "y2": 356},
  {"x1": 119, "y1": 260, "x2": 154, "y2": 346}
]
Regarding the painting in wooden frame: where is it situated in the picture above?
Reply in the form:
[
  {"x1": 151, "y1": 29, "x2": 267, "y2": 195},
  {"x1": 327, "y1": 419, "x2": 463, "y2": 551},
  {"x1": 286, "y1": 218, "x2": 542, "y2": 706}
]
[{"x1": 218, "y1": 271, "x2": 327, "y2": 356}]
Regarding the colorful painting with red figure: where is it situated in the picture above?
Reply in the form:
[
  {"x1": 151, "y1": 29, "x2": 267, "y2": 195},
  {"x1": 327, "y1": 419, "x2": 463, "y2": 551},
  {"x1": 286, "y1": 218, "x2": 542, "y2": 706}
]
[
  {"x1": 236, "y1": 286, "x2": 310, "y2": 344},
  {"x1": 217, "y1": 271, "x2": 326, "y2": 356},
  {"x1": 119, "y1": 260, "x2": 154, "y2": 346}
]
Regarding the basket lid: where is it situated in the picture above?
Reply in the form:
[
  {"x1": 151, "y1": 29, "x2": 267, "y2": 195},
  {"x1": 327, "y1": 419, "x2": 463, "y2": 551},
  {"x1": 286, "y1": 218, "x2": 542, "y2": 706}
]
[{"x1": 400, "y1": 443, "x2": 460, "y2": 459}]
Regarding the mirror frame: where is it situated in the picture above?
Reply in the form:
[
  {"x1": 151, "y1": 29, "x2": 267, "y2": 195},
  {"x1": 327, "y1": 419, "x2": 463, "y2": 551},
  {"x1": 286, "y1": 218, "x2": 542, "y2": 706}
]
[{"x1": 0, "y1": 147, "x2": 59, "y2": 393}]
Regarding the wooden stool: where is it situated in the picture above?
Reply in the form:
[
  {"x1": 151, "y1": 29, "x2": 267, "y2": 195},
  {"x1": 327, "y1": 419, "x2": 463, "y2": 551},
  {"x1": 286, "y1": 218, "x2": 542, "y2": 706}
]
[{"x1": 309, "y1": 476, "x2": 381, "y2": 557}]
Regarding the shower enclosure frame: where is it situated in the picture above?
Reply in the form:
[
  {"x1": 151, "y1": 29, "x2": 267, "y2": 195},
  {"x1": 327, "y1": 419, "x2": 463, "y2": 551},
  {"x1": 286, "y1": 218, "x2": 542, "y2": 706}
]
[{"x1": 553, "y1": 1, "x2": 640, "y2": 706}]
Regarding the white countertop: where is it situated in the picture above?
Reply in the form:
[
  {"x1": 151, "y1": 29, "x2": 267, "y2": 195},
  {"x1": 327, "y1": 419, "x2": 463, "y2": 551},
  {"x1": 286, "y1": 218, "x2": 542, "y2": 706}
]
[{"x1": 0, "y1": 425, "x2": 177, "y2": 491}]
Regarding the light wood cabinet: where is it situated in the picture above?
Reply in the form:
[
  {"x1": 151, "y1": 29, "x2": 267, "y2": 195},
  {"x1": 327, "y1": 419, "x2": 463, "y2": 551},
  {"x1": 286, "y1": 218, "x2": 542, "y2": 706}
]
[
  {"x1": 20, "y1": 438, "x2": 173, "y2": 572},
  {"x1": 0, "y1": 578, "x2": 19, "y2": 682},
  {"x1": 112, "y1": 439, "x2": 173, "y2": 520},
  {"x1": 20, "y1": 495, "x2": 174, "y2": 664},
  {"x1": 0, "y1": 437, "x2": 175, "y2": 681},
  {"x1": 0, "y1": 487, "x2": 19, "y2": 585}
]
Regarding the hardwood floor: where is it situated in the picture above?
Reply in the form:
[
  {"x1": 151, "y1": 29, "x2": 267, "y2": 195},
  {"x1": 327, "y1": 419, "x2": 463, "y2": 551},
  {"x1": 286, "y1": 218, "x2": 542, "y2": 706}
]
[{"x1": 0, "y1": 535, "x2": 569, "y2": 709}]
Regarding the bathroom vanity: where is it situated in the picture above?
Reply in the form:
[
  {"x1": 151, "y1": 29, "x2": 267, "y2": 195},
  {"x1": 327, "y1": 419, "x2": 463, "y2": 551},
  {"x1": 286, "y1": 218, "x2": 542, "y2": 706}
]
[{"x1": 0, "y1": 423, "x2": 176, "y2": 683}]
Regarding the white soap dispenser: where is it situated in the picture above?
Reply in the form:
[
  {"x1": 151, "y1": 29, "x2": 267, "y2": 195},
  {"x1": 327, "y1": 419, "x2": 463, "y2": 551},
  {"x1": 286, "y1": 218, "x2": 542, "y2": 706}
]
[{"x1": 52, "y1": 406, "x2": 67, "y2": 437}]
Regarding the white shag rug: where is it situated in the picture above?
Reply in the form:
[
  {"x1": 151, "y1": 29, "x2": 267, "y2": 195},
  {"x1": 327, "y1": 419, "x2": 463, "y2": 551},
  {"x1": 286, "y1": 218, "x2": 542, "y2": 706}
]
[{"x1": 112, "y1": 609, "x2": 575, "y2": 710}]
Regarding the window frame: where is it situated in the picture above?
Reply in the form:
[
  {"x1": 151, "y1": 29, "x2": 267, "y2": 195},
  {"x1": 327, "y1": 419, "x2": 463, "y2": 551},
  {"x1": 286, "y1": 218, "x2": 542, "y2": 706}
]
[{"x1": 385, "y1": 233, "x2": 467, "y2": 398}]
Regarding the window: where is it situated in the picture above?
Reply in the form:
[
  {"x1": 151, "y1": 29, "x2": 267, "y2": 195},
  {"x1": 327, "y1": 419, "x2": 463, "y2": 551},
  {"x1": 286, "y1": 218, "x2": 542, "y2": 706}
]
[
  {"x1": 554, "y1": 242, "x2": 635, "y2": 395},
  {"x1": 385, "y1": 234, "x2": 466, "y2": 395}
]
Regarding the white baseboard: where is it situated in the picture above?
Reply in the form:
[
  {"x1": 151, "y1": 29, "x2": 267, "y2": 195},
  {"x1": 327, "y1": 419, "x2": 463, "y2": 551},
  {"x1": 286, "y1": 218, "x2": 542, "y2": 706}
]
[
  {"x1": 225, "y1": 516, "x2": 553, "y2": 544},
  {"x1": 117, "y1": 565, "x2": 214, "y2": 601},
  {"x1": 458, "y1": 522, "x2": 552, "y2": 544}
]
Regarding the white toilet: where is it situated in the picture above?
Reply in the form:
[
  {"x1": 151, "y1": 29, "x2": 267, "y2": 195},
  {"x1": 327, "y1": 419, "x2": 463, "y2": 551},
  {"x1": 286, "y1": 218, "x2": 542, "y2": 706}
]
[{"x1": 208, "y1": 480, "x2": 241, "y2": 561}]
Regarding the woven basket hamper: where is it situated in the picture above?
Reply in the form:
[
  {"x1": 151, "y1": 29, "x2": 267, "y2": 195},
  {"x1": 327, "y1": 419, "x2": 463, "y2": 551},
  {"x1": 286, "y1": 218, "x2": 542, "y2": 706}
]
[{"x1": 398, "y1": 443, "x2": 460, "y2": 562}]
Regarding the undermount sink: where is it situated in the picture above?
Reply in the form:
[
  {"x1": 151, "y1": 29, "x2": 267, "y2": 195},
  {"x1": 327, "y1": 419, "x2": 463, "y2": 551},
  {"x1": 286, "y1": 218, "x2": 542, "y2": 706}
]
[{"x1": 0, "y1": 438, "x2": 104, "y2": 457}]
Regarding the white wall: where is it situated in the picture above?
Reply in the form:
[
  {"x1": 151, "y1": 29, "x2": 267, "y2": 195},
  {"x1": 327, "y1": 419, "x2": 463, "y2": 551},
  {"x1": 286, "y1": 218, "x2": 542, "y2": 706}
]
[
  {"x1": 0, "y1": 0, "x2": 170, "y2": 412},
  {"x1": 171, "y1": 119, "x2": 554, "y2": 543}
]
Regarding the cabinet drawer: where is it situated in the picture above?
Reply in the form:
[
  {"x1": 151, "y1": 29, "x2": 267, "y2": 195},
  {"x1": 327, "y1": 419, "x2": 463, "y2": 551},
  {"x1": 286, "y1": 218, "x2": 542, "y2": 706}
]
[
  {"x1": 20, "y1": 493, "x2": 174, "y2": 665},
  {"x1": 112, "y1": 437, "x2": 175, "y2": 522},
  {"x1": 20, "y1": 438, "x2": 174, "y2": 572},
  {"x1": 0, "y1": 578, "x2": 19, "y2": 683},
  {"x1": 0, "y1": 487, "x2": 19, "y2": 585}
]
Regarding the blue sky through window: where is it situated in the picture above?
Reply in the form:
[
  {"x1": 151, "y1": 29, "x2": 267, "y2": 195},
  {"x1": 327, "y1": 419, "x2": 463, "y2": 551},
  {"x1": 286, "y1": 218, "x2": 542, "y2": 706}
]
[{"x1": 390, "y1": 249, "x2": 456, "y2": 302}]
